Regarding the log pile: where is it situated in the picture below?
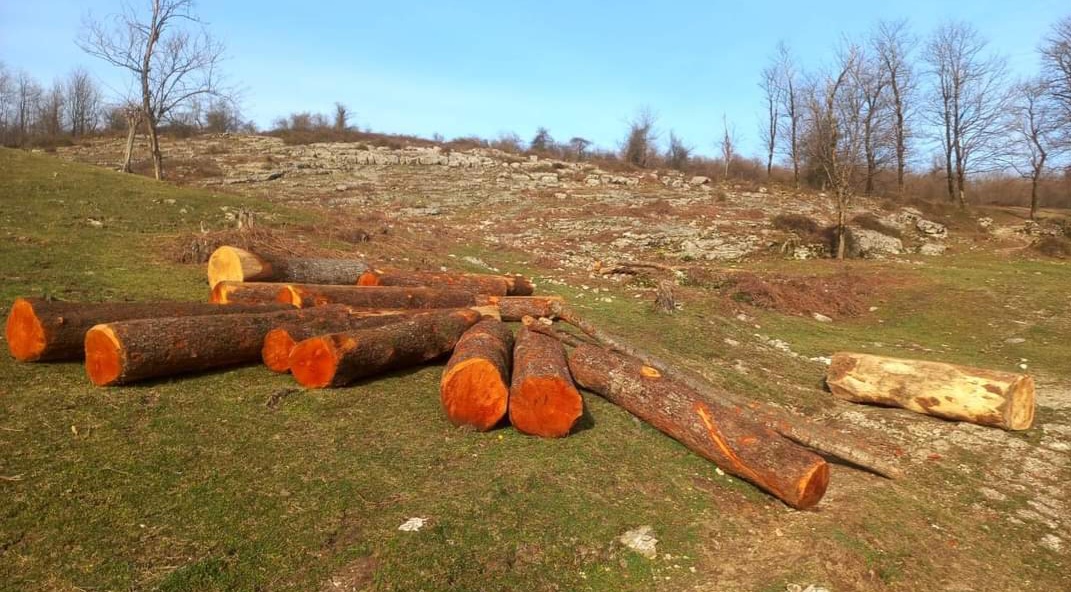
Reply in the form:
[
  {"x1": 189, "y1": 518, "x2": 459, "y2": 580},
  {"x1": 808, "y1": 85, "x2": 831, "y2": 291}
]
[{"x1": 10, "y1": 243, "x2": 1034, "y2": 510}]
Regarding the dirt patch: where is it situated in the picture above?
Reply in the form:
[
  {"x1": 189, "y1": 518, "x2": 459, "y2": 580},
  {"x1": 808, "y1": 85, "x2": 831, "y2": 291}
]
[
  {"x1": 721, "y1": 271, "x2": 885, "y2": 318},
  {"x1": 319, "y1": 556, "x2": 378, "y2": 592}
]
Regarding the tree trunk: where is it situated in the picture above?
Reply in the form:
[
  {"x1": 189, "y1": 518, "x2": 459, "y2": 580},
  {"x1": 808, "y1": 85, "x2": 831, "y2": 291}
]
[
  {"x1": 1030, "y1": 173, "x2": 1041, "y2": 220},
  {"x1": 358, "y1": 269, "x2": 533, "y2": 296},
  {"x1": 440, "y1": 319, "x2": 514, "y2": 431},
  {"x1": 289, "y1": 309, "x2": 482, "y2": 388},
  {"x1": 146, "y1": 113, "x2": 163, "y2": 180},
  {"x1": 262, "y1": 310, "x2": 415, "y2": 373},
  {"x1": 277, "y1": 284, "x2": 480, "y2": 310},
  {"x1": 509, "y1": 326, "x2": 583, "y2": 438},
  {"x1": 210, "y1": 281, "x2": 293, "y2": 305},
  {"x1": 826, "y1": 352, "x2": 1035, "y2": 430},
  {"x1": 5, "y1": 297, "x2": 288, "y2": 362},
  {"x1": 84, "y1": 305, "x2": 352, "y2": 386},
  {"x1": 207, "y1": 246, "x2": 369, "y2": 288},
  {"x1": 121, "y1": 112, "x2": 139, "y2": 173},
  {"x1": 835, "y1": 200, "x2": 847, "y2": 260},
  {"x1": 492, "y1": 296, "x2": 566, "y2": 321},
  {"x1": 568, "y1": 344, "x2": 829, "y2": 509}
]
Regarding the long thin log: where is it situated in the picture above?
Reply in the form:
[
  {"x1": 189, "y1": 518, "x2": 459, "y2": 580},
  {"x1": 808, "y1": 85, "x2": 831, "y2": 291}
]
[
  {"x1": 827, "y1": 352, "x2": 1035, "y2": 430},
  {"x1": 489, "y1": 295, "x2": 566, "y2": 321},
  {"x1": 207, "y1": 246, "x2": 369, "y2": 288},
  {"x1": 277, "y1": 284, "x2": 480, "y2": 309},
  {"x1": 569, "y1": 344, "x2": 829, "y2": 509},
  {"x1": 289, "y1": 309, "x2": 482, "y2": 388},
  {"x1": 262, "y1": 310, "x2": 416, "y2": 373},
  {"x1": 548, "y1": 303, "x2": 902, "y2": 479},
  {"x1": 509, "y1": 326, "x2": 583, "y2": 438},
  {"x1": 85, "y1": 305, "x2": 353, "y2": 386},
  {"x1": 210, "y1": 281, "x2": 293, "y2": 305},
  {"x1": 359, "y1": 269, "x2": 533, "y2": 296},
  {"x1": 5, "y1": 297, "x2": 289, "y2": 362},
  {"x1": 440, "y1": 319, "x2": 515, "y2": 431}
]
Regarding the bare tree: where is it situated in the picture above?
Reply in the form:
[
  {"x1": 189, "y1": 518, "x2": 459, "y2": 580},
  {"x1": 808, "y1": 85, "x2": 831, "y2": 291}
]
[
  {"x1": 0, "y1": 63, "x2": 12, "y2": 145},
  {"x1": 873, "y1": 20, "x2": 917, "y2": 196},
  {"x1": 759, "y1": 61, "x2": 782, "y2": 178},
  {"x1": 665, "y1": 131, "x2": 691, "y2": 170},
  {"x1": 39, "y1": 80, "x2": 66, "y2": 139},
  {"x1": 333, "y1": 102, "x2": 350, "y2": 131},
  {"x1": 720, "y1": 114, "x2": 737, "y2": 179},
  {"x1": 530, "y1": 127, "x2": 552, "y2": 152},
  {"x1": 568, "y1": 136, "x2": 591, "y2": 160},
  {"x1": 79, "y1": 0, "x2": 227, "y2": 180},
  {"x1": 204, "y1": 97, "x2": 240, "y2": 132},
  {"x1": 1040, "y1": 15, "x2": 1071, "y2": 128},
  {"x1": 65, "y1": 67, "x2": 101, "y2": 137},
  {"x1": 14, "y1": 70, "x2": 42, "y2": 146},
  {"x1": 621, "y1": 107, "x2": 658, "y2": 167},
  {"x1": 853, "y1": 48, "x2": 891, "y2": 196},
  {"x1": 805, "y1": 45, "x2": 864, "y2": 259},
  {"x1": 924, "y1": 22, "x2": 1011, "y2": 207},
  {"x1": 1008, "y1": 79, "x2": 1065, "y2": 219},
  {"x1": 775, "y1": 42, "x2": 804, "y2": 188}
]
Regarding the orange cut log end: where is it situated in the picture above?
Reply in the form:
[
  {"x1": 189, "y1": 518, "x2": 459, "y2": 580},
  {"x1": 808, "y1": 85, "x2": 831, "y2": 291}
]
[
  {"x1": 289, "y1": 336, "x2": 342, "y2": 388},
  {"x1": 262, "y1": 328, "x2": 298, "y2": 373},
  {"x1": 509, "y1": 376, "x2": 583, "y2": 438},
  {"x1": 356, "y1": 272, "x2": 380, "y2": 286},
  {"x1": 796, "y1": 462, "x2": 831, "y2": 511},
  {"x1": 84, "y1": 325, "x2": 123, "y2": 386},
  {"x1": 5, "y1": 298, "x2": 46, "y2": 362},
  {"x1": 440, "y1": 358, "x2": 509, "y2": 431}
]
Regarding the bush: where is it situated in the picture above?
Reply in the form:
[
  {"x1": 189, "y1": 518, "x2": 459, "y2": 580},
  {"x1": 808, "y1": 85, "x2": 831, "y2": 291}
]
[
  {"x1": 771, "y1": 214, "x2": 820, "y2": 236},
  {"x1": 852, "y1": 213, "x2": 902, "y2": 239},
  {"x1": 1033, "y1": 236, "x2": 1071, "y2": 258}
]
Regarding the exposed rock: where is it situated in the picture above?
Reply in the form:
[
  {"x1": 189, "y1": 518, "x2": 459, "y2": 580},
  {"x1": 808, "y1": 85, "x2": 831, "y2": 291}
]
[
  {"x1": 916, "y1": 218, "x2": 948, "y2": 239},
  {"x1": 689, "y1": 176, "x2": 710, "y2": 186},
  {"x1": 812, "y1": 312, "x2": 833, "y2": 323},
  {"x1": 847, "y1": 227, "x2": 903, "y2": 259},
  {"x1": 618, "y1": 526, "x2": 658, "y2": 558},
  {"x1": 918, "y1": 242, "x2": 947, "y2": 256},
  {"x1": 977, "y1": 217, "x2": 994, "y2": 230}
]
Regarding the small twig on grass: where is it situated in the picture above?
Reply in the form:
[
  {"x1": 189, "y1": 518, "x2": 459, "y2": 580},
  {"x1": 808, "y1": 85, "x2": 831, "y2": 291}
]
[{"x1": 0, "y1": 474, "x2": 24, "y2": 482}]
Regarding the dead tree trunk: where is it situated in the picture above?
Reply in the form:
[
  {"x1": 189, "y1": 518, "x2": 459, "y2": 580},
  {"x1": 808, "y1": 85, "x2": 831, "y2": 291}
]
[
  {"x1": 207, "y1": 246, "x2": 369, "y2": 287},
  {"x1": 277, "y1": 284, "x2": 481, "y2": 310},
  {"x1": 440, "y1": 319, "x2": 515, "y2": 431},
  {"x1": 120, "y1": 106, "x2": 141, "y2": 173},
  {"x1": 509, "y1": 326, "x2": 583, "y2": 438},
  {"x1": 262, "y1": 311, "x2": 415, "y2": 373},
  {"x1": 84, "y1": 305, "x2": 352, "y2": 386},
  {"x1": 289, "y1": 309, "x2": 482, "y2": 388},
  {"x1": 568, "y1": 344, "x2": 829, "y2": 509},
  {"x1": 826, "y1": 352, "x2": 1036, "y2": 430},
  {"x1": 359, "y1": 269, "x2": 533, "y2": 296},
  {"x1": 5, "y1": 297, "x2": 288, "y2": 362}
]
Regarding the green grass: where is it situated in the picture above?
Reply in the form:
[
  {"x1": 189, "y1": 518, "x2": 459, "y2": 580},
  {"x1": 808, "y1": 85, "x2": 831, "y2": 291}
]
[{"x1": 2, "y1": 148, "x2": 1069, "y2": 591}]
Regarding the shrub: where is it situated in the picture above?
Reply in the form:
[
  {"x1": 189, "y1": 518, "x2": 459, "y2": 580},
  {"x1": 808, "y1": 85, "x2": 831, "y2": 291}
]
[
  {"x1": 1033, "y1": 236, "x2": 1071, "y2": 258},
  {"x1": 771, "y1": 214, "x2": 820, "y2": 236},
  {"x1": 852, "y1": 213, "x2": 902, "y2": 239}
]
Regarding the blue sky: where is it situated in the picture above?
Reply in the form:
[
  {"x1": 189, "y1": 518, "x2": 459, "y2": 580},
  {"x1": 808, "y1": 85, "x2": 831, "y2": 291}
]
[{"x1": 1, "y1": 0, "x2": 1067, "y2": 156}]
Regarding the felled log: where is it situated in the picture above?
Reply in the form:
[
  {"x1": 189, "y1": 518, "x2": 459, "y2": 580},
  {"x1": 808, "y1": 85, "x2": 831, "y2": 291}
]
[
  {"x1": 210, "y1": 281, "x2": 293, "y2": 305},
  {"x1": 277, "y1": 283, "x2": 479, "y2": 310},
  {"x1": 359, "y1": 269, "x2": 534, "y2": 296},
  {"x1": 289, "y1": 308, "x2": 482, "y2": 388},
  {"x1": 490, "y1": 295, "x2": 565, "y2": 321},
  {"x1": 569, "y1": 344, "x2": 829, "y2": 509},
  {"x1": 826, "y1": 352, "x2": 1036, "y2": 430},
  {"x1": 207, "y1": 246, "x2": 369, "y2": 288},
  {"x1": 509, "y1": 326, "x2": 583, "y2": 438},
  {"x1": 440, "y1": 319, "x2": 515, "y2": 431},
  {"x1": 263, "y1": 310, "x2": 415, "y2": 373},
  {"x1": 84, "y1": 305, "x2": 352, "y2": 386},
  {"x1": 5, "y1": 297, "x2": 288, "y2": 362}
]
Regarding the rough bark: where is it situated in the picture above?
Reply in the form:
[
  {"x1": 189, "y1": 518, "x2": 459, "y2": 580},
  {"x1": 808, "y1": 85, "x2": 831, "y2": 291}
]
[
  {"x1": 262, "y1": 310, "x2": 415, "y2": 373},
  {"x1": 490, "y1": 296, "x2": 566, "y2": 321},
  {"x1": 5, "y1": 297, "x2": 288, "y2": 362},
  {"x1": 359, "y1": 269, "x2": 533, "y2": 296},
  {"x1": 84, "y1": 305, "x2": 352, "y2": 386},
  {"x1": 826, "y1": 352, "x2": 1035, "y2": 430},
  {"x1": 278, "y1": 284, "x2": 479, "y2": 310},
  {"x1": 440, "y1": 319, "x2": 515, "y2": 431},
  {"x1": 210, "y1": 281, "x2": 293, "y2": 305},
  {"x1": 289, "y1": 309, "x2": 482, "y2": 388},
  {"x1": 207, "y1": 246, "x2": 369, "y2": 287},
  {"x1": 509, "y1": 326, "x2": 583, "y2": 438},
  {"x1": 568, "y1": 344, "x2": 829, "y2": 510}
]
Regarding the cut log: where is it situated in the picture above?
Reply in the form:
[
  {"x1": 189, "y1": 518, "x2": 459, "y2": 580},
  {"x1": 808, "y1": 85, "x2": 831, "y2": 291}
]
[
  {"x1": 826, "y1": 352, "x2": 1036, "y2": 430},
  {"x1": 5, "y1": 297, "x2": 289, "y2": 362},
  {"x1": 289, "y1": 308, "x2": 482, "y2": 388},
  {"x1": 277, "y1": 283, "x2": 479, "y2": 310},
  {"x1": 84, "y1": 305, "x2": 352, "y2": 386},
  {"x1": 440, "y1": 319, "x2": 515, "y2": 431},
  {"x1": 489, "y1": 295, "x2": 565, "y2": 321},
  {"x1": 210, "y1": 281, "x2": 293, "y2": 305},
  {"x1": 568, "y1": 344, "x2": 829, "y2": 509},
  {"x1": 358, "y1": 269, "x2": 534, "y2": 296},
  {"x1": 509, "y1": 326, "x2": 583, "y2": 438},
  {"x1": 207, "y1": 246, "x2": 369, "y2": 288},
  {"x1": 263, "y1": 310, "x2": 417, "y2": 373}
]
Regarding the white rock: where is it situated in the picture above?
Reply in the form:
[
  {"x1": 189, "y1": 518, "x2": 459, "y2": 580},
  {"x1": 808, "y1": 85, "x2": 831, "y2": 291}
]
[
  {"x1": 1040, "y1": 534, "x2": 1063, "y2": 552},
  {"x1": 918, "y1": 242, "x2": 947, "y2": 256},
  {"x1": 849, "y1": 227, "x2": 903, "y2": 258},
  {"x1": 618, "y1": 526, "x2": 659, "y2": 558},
  {"x1": 916, "y1": 218, "x2": 948, "y2": 239},
  {"x1": 398, "y1": 517, "x2": 427, "y2": 532},
  {"x1": 812, "y1": 312, "x2": 833, "y2": 323}
]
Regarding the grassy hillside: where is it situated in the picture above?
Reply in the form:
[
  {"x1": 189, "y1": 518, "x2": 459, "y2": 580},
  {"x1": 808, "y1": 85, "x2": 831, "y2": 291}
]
[{"x1": 1, "y1": 148, "x2": 1068, "y2": 591}]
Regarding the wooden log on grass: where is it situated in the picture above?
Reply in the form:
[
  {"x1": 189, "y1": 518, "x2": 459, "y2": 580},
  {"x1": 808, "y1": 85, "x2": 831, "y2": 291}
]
[
  {"x1": 84, "y1": 305, "x2": 352, "y2": 386},
  {"x1": 277, "y1": 283, "x2": 480, "y2": 310},
  {"x1": 5, "y1": 297, "x2": 289, "y2": 362},
  {"x1": 826, "y1": 352, "x2": 1035, "y2": 430},
  {"x1": 568, "y1": 344, "x2": 829, "y2": 509},
  {"x1": 491, "y1": 295, "x2": 565, "y2": 321},
  {"x1": 440, "y1": 319, "x2": 515, "y2": 430},
  {"x1": 263, "y1": 310, "x2": 418, "y2": 373},
  {"x1": 509, "y1": 326, "x2": 583, "y2": 438},
  {"x1": 359, "y1": 269, "x2": 534, "y2": 296},
  {"x1": 210, "y1": 281, "x2": 293, "y2": 305},
  {"x1": 289, "y1": 308, "x2": 483, "y2": 388},
  {"x1": 207, "y1": 246, "x2": 369, "y2": 288}
]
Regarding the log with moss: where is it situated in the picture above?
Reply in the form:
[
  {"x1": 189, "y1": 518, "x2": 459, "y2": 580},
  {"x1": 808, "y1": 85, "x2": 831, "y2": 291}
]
[
  {"x1": 5, "y1": 297, "x2": 288, "y2": 362},
  {"x1": 207, "y1": 246, "x2": 369, "y2": 288},
  {"x1": 440, "y1": 319, "x2": 515, "y2": 431},
  {"x1": 568, "y1": 344, "x2": 829, "y2": 510}
]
